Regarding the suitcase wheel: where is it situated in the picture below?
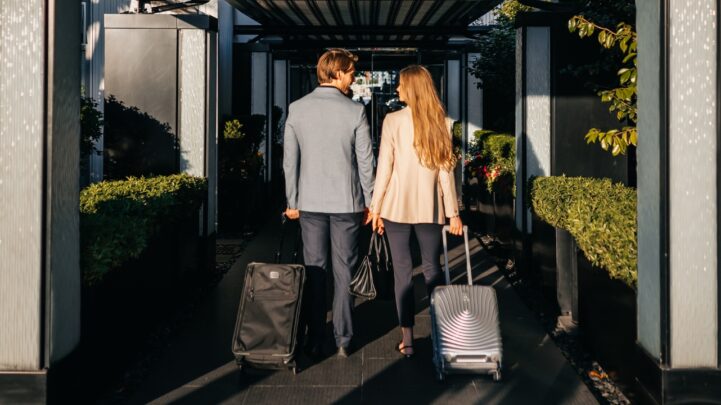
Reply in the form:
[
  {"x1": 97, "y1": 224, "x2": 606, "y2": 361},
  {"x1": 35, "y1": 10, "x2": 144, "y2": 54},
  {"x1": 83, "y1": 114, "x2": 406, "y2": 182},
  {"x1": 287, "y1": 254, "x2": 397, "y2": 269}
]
[{"x1": 492, "y1": 370, "x2": 502, "y2": 382}]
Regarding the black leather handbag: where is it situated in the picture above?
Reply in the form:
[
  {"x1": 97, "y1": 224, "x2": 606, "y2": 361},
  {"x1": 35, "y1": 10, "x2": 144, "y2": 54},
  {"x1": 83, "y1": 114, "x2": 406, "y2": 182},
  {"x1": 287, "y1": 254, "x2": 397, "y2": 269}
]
[{"x1": 349, "y1": 231, "x2": 393, "y2": 300}]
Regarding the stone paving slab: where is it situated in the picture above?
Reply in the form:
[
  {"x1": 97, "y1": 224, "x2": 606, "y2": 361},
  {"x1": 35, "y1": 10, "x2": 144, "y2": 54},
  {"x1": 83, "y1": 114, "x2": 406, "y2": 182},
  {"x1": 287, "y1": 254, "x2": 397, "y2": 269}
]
[{"x1": 126, "y1": 219, "x2": 598, "y2": 405}]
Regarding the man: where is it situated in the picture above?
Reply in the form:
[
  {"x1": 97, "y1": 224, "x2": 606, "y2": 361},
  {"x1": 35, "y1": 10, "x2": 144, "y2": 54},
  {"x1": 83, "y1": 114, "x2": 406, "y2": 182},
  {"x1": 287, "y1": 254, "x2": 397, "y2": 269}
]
[{"x1": 283, "y1": 48, "x2": 374, "y2": 359}]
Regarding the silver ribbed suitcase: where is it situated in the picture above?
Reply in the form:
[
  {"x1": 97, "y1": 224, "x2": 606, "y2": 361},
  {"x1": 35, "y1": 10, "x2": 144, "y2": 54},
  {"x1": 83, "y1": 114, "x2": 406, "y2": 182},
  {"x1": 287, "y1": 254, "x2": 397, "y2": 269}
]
[{"x1": 430, "y1": 225, "x2": 503, "y2": 382}]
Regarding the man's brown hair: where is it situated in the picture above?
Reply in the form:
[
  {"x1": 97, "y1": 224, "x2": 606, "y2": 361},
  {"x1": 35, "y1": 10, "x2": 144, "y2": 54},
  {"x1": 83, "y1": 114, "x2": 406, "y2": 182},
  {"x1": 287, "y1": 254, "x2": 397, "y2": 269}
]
[{"x1": 316, "y1": 48, "x2": 358, "y2": 84}]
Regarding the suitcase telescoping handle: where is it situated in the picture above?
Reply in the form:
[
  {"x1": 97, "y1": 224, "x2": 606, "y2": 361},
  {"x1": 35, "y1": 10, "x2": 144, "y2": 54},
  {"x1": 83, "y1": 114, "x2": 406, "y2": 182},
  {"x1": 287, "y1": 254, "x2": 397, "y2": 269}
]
[
  {"x1": 441, "y1": 225, "x2": 473, "y2": 286},
  {"x1": 276, "y1": 213, "x2": 302, "y2": 264}
]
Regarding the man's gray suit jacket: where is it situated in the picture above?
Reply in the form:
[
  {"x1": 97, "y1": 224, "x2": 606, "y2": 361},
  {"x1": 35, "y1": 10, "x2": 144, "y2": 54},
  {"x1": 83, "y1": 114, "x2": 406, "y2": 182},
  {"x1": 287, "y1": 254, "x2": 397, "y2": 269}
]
[{"x1": 283, "y1": 86, "x2": 375, "y2": 214}]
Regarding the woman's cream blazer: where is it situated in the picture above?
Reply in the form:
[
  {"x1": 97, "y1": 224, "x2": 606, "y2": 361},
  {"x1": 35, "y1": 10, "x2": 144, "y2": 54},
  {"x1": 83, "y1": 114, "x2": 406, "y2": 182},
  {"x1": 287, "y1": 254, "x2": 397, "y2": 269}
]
[{"x1": 369, "y1": 107, "x2": 459, "y2": 224}]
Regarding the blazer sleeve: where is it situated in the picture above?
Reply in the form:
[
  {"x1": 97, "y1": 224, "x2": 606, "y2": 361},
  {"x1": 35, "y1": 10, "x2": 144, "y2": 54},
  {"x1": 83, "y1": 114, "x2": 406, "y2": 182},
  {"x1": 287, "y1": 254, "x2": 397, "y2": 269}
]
[
  {"x1": 369, "y1": 116, "x2": 395, "y2": 215},
  {"x1": 283, "y1": 108, "x2": 300, "y2": 209},
  {"x1": 439, "y1": 117, "x2": 459, "y2": 218},
  {"x1": 354, "y1": 106, "x2": 375, "y2": 207},
  {"x1": 439, "y1": 168, "x2": 460, "y2": 218}
]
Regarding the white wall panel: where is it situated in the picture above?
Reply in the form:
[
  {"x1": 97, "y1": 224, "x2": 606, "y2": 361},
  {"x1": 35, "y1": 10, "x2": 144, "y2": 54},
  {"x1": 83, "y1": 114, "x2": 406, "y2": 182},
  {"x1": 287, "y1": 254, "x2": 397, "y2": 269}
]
[
  {"x1": 466, "y1": 53, "x2": 483, "y2": 139},
  {"x1": 179, "y1": 29, "x2": 207, "y2": 177},
  {"x1": 0, "y1": 0, "x2": 45, "y2": 370},
  {"x1": 524, "y1": 27, "x2": 552, "y2": 230},
  {"x1": 668, "y1": 0, "x2": 718, "y2": 367}
]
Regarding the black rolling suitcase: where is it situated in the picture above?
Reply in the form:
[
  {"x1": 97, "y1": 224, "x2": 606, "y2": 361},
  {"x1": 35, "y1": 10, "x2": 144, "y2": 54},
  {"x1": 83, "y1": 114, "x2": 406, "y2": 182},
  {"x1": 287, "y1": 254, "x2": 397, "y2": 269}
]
[{"x1": 231, "y1": 216, "x2": 305, "y2": 374}]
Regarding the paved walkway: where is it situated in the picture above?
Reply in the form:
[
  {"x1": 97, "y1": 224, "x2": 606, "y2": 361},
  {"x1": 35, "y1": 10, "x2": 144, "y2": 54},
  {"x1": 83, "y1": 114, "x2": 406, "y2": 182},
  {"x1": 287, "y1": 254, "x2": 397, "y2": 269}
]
[{"x1": 123, "y1": 219, "x2": 598, "y2": 405}]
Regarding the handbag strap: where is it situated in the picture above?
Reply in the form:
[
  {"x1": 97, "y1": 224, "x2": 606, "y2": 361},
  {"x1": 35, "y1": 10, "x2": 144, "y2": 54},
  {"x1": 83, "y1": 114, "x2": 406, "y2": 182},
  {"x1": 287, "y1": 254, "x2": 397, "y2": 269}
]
[
  {"x1": 377, "y1": 233, "x2": 390, "y2": 269},
  {"x1": 366, "y1": 231, "x2": 378, "y2": 257},
  {"x1": 368, "y1": 231, "x2": 392, "y2": 270}
]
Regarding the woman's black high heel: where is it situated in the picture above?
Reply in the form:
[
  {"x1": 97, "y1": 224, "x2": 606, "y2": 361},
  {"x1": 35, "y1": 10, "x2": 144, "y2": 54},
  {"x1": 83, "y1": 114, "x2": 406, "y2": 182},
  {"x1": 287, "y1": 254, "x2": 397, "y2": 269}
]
[{"x1": 395, "y1": 340, "x2": 414, "y2": 358}]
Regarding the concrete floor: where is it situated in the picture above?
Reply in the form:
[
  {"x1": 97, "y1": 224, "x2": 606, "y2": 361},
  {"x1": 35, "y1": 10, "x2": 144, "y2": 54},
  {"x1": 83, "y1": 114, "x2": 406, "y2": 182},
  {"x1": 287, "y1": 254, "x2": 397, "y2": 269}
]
[{"x1": 123, "y1": 219, "x2": 598, "y2": 405}]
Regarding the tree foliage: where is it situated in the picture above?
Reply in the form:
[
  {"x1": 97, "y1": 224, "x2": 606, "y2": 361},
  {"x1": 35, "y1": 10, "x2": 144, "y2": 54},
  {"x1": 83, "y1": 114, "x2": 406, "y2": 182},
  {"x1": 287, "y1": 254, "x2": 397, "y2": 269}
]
[
  {"x1": 569, "y1": 15, "x2": 637, "y2": 156},
  {"x1": 80, "y1": 95, "x2": 103, "y2": 156},
  {"x1": 468, "y1": 1, "x2": 532, "y2": 133}
]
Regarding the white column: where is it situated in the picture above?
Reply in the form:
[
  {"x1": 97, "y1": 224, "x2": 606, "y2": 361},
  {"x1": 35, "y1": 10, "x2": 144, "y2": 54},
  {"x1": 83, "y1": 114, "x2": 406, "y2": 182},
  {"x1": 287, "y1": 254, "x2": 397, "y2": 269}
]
[
  {"x1": 638, "y1": 0, "x2": 720, "y2": 371},
  {"x1": 0, "y1": 0, "x2": 46, "y2": 371},
  {"x1": 446, "y1": 59, "x2": 461, "y2": 121},
  {"x1": 515, "y1": 26, "x2": 552, "y2": 233},
  {"x1": 668, "y1": 0, "x2": 718, "y2": 367},
  {"x1": 179, "y1": 29, "x2": 207, "y2": 178},
  {"x1": 274, "y1": 59, "x2": 288, "y2": 132},
  {"x1": 179, "y1": 27, "x2": 218, "y2": 237},
  {"x1": 1, "y1": 0, "x2": 81, "y2": 374},
  {"x1": 251, "y1": 51, "x2": 269, "y2": 180},
  {"x1": 273, "y1": 59, "x2": 288, "y2": 183},
  {"x1": 466, "y1": 53, "x2": 483, "y2": 138}
]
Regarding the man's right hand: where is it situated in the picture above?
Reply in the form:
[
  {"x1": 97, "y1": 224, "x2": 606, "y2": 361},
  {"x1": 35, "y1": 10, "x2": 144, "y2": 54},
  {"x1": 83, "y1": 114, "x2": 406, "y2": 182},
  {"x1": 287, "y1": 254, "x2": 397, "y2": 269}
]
[
  {"x1": 363, "y1": 207, "x2": 371, "y2": 225},
  {"x1": 285, "y1": 208, "x2": 300, "y2": 220}
]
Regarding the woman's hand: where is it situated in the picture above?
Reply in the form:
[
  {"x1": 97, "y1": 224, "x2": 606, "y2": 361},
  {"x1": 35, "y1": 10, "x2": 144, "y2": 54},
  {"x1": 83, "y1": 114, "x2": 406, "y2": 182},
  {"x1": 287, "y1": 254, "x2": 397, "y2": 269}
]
[
  {"x1": 372, "y1": 213, "x2": 385, "y2": 235},
  {"x1": 449, "y1": 216, "x2": 463, "y2": 236}
]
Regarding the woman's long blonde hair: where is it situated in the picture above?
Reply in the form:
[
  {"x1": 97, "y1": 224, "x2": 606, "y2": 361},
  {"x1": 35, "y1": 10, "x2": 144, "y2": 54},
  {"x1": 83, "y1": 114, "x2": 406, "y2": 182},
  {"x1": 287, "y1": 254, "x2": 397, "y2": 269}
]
[{"x1": 399, "y1": 65, "x2": 456, "y2": 172}]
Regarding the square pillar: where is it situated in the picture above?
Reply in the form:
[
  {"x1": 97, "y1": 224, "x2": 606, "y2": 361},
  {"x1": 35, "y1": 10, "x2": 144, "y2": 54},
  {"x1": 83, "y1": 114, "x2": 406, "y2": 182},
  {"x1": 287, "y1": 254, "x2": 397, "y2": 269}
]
[
  {"x1": 636, "y1": 0, "x2": 721, "y2": 402},
  {"x1": 515, "y1": 23, "x2": 552, "y2": 235},
  {"x1": 466, "y1": 52, "x2": 483, "y2": 141},
  {"x1": 104, "y1": 14, "x2": 218, "y2": 237},
  {"x1": 0, "y1": 0, "x2": 81, "y2": 402},
  {"x1": 251, "y1": 50, "x2": 271, "y2": 182}
]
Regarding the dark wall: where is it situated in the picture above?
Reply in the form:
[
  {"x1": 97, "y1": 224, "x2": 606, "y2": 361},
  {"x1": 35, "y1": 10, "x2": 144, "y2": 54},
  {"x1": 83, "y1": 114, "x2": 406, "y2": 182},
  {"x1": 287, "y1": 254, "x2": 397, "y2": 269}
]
[
  {"x1": 515, "y1": 11, "x2": 634, "y2": 187},
  {"x1": 232, "y1": 44, "x2": 252, "y2": 117},
  {"x1": 550, "y1": 16, "x2": 632, "y2": 186},
  {"x1": 104, "y1": 28, "x2": 179, "y2": 179}
]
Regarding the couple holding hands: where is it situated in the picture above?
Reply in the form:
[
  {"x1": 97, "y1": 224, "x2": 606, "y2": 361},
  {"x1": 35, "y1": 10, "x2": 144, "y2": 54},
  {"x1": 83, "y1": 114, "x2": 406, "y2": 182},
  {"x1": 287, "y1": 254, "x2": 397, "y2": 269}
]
[{"x1": 282, "y1": 48, "x2": 462, "y2": 360}]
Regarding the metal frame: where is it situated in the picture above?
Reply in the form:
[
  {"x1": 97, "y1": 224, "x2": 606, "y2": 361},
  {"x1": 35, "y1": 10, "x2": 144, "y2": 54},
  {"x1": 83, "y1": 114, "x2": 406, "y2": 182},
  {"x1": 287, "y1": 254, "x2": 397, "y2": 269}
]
[
  {"x1": 41, "y1": 0, "x2": 51, "y2": 370},
  {"x1": 233, "y1": 25, "x2": 491, "y2": 37},
  {"x1": 521, "y1": 25, "x2": 528, "y2": 237},
  {"x1": 717, "y1": 0, "x2": 721, "y2": 369},
  {"x1": 659, "y1": 0, "x2": 671, "y2": 367}
]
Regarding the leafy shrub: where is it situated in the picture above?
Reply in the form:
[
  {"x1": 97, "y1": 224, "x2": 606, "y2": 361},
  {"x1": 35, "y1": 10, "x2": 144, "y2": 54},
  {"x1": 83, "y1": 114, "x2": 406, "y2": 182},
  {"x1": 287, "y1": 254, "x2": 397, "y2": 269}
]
[
  {"x1": 80, "y1": 174, "x2": 207, "y2": 285},
  {"x1": 220, "y1": 114, "x2": 265, "y2": 183},
  {"x1": 529, "y1": 176, "x2": 637, "y2": 288},
  {"x1": 223, "y1": 119, "x2": 244, "y2": 140},
  {"x1": 465, "y1": 130, "x2": 515, "y2": 194},
  {"x1": 451, "y1": 121, "x2": 463, "y2": 159},
  {"x1": 482, "y1": 134, "x2": 515, "y2": 194}
]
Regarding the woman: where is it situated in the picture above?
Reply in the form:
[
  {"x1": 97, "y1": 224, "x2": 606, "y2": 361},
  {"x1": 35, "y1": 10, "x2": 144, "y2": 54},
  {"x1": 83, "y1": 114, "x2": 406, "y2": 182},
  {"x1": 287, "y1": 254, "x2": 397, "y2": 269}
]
[{"x1": 369, "y1": 65, "x2": 463, "y2": 358}]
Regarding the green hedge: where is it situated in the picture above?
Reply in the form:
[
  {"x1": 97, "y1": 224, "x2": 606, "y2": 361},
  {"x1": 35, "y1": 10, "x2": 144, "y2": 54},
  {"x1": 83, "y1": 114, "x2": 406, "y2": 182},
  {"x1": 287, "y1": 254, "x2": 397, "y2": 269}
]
[
  {"x1": 80, "y1": 174, "x2": 207, "y2": 285},
  {"x1": 529, "y1": 176, "x2": 637, "y2": 288}
]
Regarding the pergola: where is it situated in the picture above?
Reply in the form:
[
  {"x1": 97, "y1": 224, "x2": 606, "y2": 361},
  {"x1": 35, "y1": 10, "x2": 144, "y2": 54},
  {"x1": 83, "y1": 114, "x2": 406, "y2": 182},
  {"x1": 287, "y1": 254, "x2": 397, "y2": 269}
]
[
  {"x1": 224, "y1": 1, "x2": 501, "y2": 183},
  {"x1": 227, "y1": 0, "x2": 500, "y2": 48}
]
